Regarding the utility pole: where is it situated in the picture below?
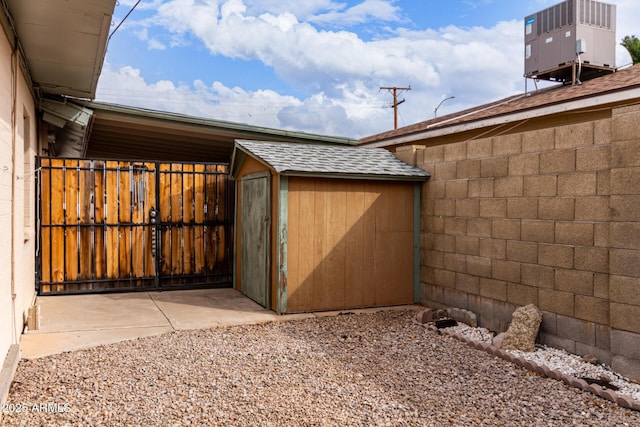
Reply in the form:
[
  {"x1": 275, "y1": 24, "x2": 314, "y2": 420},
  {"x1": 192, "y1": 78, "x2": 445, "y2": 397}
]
[{"x1": 380, "y1": 86, "x2": 411, "y2": 129}]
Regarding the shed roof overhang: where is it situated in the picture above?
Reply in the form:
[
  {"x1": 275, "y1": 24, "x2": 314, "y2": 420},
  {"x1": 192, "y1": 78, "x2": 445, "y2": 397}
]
[
  {"x1": 5, "y1": 0, "x2": 116, "y2": 100},
  {"x1": 230, "y1": 139, "x2": 430, "y2": 181}
]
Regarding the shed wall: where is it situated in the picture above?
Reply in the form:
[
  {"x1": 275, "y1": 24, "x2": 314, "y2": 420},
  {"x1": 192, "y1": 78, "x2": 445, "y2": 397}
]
[
  {"x1": 406, "y1": 105, "x2": 640, "y2": 380},
  {"x1": 285, "y1": 177, "x2": 414, "y2": 312}
]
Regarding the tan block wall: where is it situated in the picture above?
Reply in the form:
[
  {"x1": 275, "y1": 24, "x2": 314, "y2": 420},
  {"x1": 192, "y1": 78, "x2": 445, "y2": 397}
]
[
  {"x1": 416, "y1": 108, "x2": 640, "y2": 380},
  {"x1": 608, "y1": 105, "x2": 640, "y2": 377}
]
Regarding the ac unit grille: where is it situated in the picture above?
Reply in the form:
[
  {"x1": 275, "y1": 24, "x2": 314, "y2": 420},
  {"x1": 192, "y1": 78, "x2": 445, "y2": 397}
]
[
  {"x1": 536, "y1": 0, "x2": 574, "y2": 35},
  {"x1": 579, "y1": 0, "x2": 613, "y2": 28},
  {"x1": 533, "y1": 0, "x2": 613, "y2": 36}
]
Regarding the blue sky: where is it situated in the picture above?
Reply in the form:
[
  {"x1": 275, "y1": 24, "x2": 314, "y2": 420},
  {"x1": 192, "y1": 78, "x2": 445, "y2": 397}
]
[{"x1": 96, "y1": 0, "x2": 637, "y2": 138}]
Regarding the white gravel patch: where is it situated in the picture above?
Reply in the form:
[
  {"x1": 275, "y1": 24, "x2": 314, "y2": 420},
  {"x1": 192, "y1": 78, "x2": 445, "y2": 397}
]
[
  {"x1": 448, "y1": 322, "x2": 640, "y2": 404},
  {"x1": 2, "y1": 311, "x2": 639, "y2": 426},
  {"x1": 447, "y1": 323, "x2": 494, "y2": 344},
  {"x1": 508, "y1": 346, "x2": 640, "y2": 402}
]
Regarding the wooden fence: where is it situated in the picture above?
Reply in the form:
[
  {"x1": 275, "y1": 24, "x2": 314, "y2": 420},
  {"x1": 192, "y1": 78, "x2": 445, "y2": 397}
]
[{"x1": 37, "y1": 158, "x2": 233, "y2": 294}]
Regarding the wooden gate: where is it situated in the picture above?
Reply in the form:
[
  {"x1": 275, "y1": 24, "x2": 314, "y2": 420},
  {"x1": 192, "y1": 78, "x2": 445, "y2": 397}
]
[{"x1": 37, "y1": 157, "x2": 233, "y2": 295}]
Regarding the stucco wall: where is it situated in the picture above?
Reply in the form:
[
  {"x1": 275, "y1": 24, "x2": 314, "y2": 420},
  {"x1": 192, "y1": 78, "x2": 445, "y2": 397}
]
[
  {"x1": 0, "y1": 22, "x2": 38, "y2": 400},
  {"x1": 407, "y1": 107, "x2": 640, "y2": 380}
]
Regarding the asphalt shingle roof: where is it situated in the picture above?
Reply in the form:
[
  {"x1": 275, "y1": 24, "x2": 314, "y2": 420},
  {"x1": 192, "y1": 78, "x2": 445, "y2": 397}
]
[
  {"x1": 234, "y1": 140, "x2": 430, "y2": 180},
  {"x1": 361, "y1": 65, "x2": 640, "y2": 145}
]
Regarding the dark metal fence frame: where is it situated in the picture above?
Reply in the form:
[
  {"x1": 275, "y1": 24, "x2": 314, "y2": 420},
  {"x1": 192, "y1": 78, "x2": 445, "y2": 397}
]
[{"x1": 36, "y1": 157, "x2": 234, "y2": 295}]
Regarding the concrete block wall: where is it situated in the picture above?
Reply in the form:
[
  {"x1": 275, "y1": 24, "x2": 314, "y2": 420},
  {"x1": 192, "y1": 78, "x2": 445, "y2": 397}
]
[
  {"x1": 415, "y1": 107, "x2": 640, "y2": 380},
  {"x1": 608, "y1": 105, "x2": 640, "y2": 379}
]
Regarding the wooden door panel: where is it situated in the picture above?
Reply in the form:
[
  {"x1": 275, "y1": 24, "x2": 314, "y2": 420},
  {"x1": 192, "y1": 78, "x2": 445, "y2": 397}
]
[{"x1": 241, "y1": 173, "x2": 270, "y2": 307}]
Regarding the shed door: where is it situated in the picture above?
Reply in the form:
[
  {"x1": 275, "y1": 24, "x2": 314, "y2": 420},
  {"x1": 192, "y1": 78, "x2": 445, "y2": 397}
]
[{"x1": 241, "y1": 173, "x2": 270, "y2": 307}]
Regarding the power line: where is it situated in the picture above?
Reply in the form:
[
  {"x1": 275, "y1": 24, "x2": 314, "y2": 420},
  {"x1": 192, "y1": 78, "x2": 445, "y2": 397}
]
[
  {"x1": 107, "y1": 0, "x2": 142, "y2": 47},
  {"x1": 380, "y1": 86, "x2": 411, "y2": 130}
]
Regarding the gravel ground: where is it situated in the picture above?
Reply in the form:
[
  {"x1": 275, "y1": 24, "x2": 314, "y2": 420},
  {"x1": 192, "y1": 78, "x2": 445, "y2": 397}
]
[{"x1": 2, "y1": 310, "x2": 639, "y2": 426}]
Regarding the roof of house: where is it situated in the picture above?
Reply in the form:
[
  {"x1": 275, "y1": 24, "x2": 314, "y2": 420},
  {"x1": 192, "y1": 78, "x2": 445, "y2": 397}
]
[
  {"x1": 6, "y1": 0, "x2": 116, "y2": 99},
  {"x1": 231, "y1": 140, "x2": 430, "y2": 181},
  {"x1": 361, "y1": 65, "x2": 640, "y2": 147}
]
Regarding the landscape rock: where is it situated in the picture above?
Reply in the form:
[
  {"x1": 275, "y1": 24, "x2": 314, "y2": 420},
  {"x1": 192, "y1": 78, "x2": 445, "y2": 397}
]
[
  {"x1": 416, "y1": 310, "x2": 430, "y2": 324},
  {"x1": 492, "y1": 332, "x2": 505, "y2": 349},
  {"x1": 617, "y1": 395, "x2": 635, "y2": 409},
  {"x1": 600, "y1": 373, "x2": 614, "y2": 383},
  {"x1": 437, "y1": 309, "x2": 448, "y2": 319},
  {"x1": 416, "y1": 308, "x2": 448, "y2": 324},
  {"x1": 601, "y1": 389, "x2": 619, "y2": 403},
  {"x1": 502, "y1": 304, "x2": 543, "y2": 352}
]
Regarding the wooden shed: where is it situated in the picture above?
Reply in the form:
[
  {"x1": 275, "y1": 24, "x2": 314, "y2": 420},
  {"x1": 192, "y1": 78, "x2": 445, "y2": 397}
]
[{"x1": 230, "y1": 140, "x2": 430, "y2": 314}]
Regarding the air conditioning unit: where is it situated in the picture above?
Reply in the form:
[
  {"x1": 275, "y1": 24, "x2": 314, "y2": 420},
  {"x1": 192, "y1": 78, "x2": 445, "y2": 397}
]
[{"x1": 524, "y1": 0, "x2": 616, "y2": 83}]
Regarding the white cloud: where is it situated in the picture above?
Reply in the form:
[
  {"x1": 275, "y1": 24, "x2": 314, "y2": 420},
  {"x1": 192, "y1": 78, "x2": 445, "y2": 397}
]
[
  {"x1": 151, "y1": 0, "x2": 520, "y2": 98},
  {"x1": 461, "y1": 0, "x2": 493, "y2": 10},
  {"x1": 242, "y1": 0, "x2": 352, "y2": 22},
  {"x1": 133, "y1": 28, "x2": 149, "y2": 41},
  {"x1": 309, "y1": 0, "x2": 402, "y2": 26},
  {"x1": 278, "y1": 97, "x2": 348, "y2": 135},
  {"x1": 118, "y1": 0, "x2": 164, "y2": 11},
  {"x1": 98, "y1": 0, "x2": 640, "y2": 138},
  {"x1": 147, "y1": 38, "x2": 167, "y2": 50},
  {"x1": 97, "y1": 63, "x2": 315, "y2": 130},
  {"x1": 98, "y1": 0, "x2": 526, "y2": 136},
  {"x1": 97, "y1": 63, "x2": 391, "y2": 136}
]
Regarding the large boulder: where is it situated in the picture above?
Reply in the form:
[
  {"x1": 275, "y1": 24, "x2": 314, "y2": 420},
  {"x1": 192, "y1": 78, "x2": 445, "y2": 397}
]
[{"x1": 502, "y1": 304, "x2": 543, "y2": 352}]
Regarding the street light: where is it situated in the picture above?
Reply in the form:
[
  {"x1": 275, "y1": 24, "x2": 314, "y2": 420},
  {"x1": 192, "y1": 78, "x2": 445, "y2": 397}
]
[{"x1": 434, "y1": 96, "x2": 455, "y2": 118}]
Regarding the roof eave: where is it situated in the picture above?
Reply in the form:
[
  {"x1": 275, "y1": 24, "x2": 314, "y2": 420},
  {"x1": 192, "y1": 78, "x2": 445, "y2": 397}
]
[
  {"x1": 230, "y1": 143, "x2": 277, "y2": 178},
  {"x1": 280, "y1": 171, "x2": 430, "y2": 181},
  {"x1": 362, "y1": 87, "x2": 640, "y2": 148},
  {"x1": 7, "y1": 0, "x2": 116, "y2": 100},
  {"x1": 88, "y1": 102, "x2": 359, "y2": 145}
]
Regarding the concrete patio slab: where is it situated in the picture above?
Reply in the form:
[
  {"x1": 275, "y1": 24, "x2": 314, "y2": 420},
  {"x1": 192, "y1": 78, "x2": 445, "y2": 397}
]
[
  {"x1": 32, "y1": 292, "x2": 170, "y2": 333},
  {"x1": 19, "y1": 288, "x2": 421, "y2": 360},
  {"x1": 20, "y1": 327, "x2": 173, "y2": 360},
  {"x1": 149, "y1": 288, "x2": 313, "y2": 330}
]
